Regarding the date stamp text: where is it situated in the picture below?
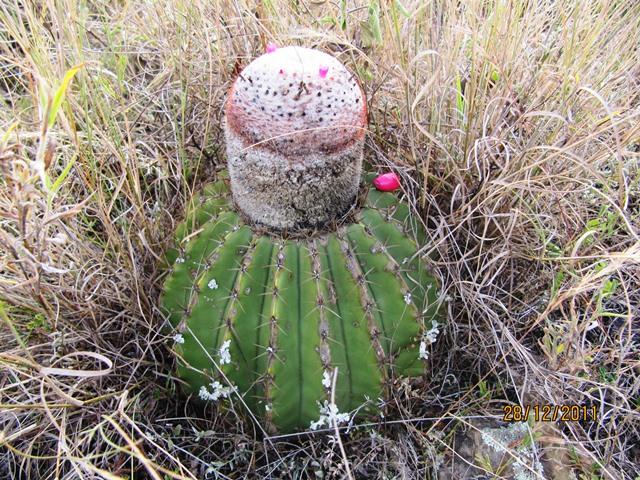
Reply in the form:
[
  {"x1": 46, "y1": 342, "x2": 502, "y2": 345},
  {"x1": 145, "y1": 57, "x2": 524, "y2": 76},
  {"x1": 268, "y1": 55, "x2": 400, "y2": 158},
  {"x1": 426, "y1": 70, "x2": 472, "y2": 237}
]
[{"x1": 503, "y1": 405, "x2": 597, "y2": 422}]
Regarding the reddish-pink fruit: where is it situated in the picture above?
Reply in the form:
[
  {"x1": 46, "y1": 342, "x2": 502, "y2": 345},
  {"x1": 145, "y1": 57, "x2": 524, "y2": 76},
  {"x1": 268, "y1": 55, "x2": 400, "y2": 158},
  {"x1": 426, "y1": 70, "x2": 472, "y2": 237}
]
[{"x1": 373, "y1": 172, "x2": 401, "y2": 192}]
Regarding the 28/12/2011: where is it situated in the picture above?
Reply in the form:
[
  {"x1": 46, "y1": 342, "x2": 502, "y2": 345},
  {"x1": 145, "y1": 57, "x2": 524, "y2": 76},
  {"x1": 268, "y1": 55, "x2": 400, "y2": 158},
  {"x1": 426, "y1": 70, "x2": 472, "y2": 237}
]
[{"x1": 503, "y1": 404, "x2": 598, "y2": 422}]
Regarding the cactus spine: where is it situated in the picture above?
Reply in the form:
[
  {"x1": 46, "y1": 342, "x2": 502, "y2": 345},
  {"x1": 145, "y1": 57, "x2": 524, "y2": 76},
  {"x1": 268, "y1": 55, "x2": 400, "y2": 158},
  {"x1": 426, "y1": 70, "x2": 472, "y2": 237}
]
[{"x1": 161, "y1": 46, "x2": 441, "y2": 432}]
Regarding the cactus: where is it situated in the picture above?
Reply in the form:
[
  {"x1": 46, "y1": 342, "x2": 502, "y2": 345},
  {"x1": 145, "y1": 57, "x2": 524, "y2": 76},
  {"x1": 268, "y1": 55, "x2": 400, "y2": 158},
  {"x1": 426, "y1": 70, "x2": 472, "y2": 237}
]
[{"x1": 160, "y1": 46, "x2": 441, "y2": 432}]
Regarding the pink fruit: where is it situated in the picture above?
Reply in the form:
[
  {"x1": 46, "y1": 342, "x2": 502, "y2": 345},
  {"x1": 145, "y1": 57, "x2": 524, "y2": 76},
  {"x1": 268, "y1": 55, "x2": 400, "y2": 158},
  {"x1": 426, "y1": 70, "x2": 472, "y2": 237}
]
[{"x1": 373, "y1": 172, "x2": 401, "y2": 192}]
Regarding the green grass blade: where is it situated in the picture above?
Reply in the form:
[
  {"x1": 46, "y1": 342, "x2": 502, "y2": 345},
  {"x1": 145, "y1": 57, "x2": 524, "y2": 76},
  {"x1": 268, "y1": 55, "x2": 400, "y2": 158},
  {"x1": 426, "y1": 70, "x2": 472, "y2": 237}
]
[{"x1": 48, "y1": 63, "x2": 85, "y2": 130}]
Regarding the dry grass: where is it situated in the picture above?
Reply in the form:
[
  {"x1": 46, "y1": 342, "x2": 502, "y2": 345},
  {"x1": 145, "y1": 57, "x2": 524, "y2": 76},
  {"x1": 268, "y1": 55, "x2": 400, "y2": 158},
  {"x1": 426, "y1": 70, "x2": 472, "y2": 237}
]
[{"x1": 1, "y1": 0, "x2": 639, "y2": 478}]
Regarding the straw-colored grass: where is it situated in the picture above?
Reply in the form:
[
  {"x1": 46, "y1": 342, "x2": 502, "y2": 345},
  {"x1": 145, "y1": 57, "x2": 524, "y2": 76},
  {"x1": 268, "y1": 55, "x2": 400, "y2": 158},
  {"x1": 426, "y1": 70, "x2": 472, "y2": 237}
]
[{"x1": 1, "y1": 0, "x2": 639, "y2": 478}]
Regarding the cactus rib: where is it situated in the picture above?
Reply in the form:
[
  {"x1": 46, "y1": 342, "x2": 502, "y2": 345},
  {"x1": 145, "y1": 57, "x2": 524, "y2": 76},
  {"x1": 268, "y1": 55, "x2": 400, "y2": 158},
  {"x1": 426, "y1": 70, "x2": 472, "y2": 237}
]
[
  {"x1": 270, "y1": 242, "x2": 325, "y2": 431},
  {"x1": 318, "y1": 236, "x2": 383, "y2": 411},
  {"x1": 223, "y1": 236, "x2": 275, "y2": 412}
]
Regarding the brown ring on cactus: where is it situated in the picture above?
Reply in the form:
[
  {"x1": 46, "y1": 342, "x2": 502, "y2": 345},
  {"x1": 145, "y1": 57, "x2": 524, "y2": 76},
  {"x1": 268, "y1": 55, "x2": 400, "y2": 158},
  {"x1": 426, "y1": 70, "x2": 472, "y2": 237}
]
[{"x1": 224, "y1": 46, "x2": 368, "y2": 232}]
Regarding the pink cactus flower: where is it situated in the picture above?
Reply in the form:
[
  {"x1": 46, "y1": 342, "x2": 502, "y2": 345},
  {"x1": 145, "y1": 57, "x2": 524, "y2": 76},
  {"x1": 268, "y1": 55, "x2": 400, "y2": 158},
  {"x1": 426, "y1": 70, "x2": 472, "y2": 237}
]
[
  {"x1": 373, "y1": 172, "x2": 401, "y2": 192},
  {"x1": 266, "y1": 42, "x2": 278, "y2": 53},
  {"x1": 319, "y1": 65, "x2": 329, "y2": 78}
]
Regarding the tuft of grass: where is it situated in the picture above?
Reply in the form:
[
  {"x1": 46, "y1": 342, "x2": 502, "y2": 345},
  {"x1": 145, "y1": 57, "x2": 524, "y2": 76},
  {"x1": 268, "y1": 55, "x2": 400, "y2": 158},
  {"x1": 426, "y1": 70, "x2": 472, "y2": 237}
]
[{"x1": 1, "y1": 0, "x2": 639, "y2": 479}]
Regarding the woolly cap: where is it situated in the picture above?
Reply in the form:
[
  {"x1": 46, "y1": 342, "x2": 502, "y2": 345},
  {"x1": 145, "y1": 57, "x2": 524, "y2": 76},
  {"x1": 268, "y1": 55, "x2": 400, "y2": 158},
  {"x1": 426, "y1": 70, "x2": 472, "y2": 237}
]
[{"x1": 224, "y1": 46, "x2": 367, "y2": 231}]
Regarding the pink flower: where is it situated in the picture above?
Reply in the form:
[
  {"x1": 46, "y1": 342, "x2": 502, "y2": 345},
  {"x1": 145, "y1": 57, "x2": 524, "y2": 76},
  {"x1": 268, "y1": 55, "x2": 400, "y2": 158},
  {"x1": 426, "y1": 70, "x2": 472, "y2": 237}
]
[
  {"x1": 319, "y1": 66, "x2": 329, "y2": 78},
  {"x1": 266, "y1": 42, "x2": 278, "y2": 53},
  {"x1": 373, "y1": 172, "x2": 400, "y2": 192}
]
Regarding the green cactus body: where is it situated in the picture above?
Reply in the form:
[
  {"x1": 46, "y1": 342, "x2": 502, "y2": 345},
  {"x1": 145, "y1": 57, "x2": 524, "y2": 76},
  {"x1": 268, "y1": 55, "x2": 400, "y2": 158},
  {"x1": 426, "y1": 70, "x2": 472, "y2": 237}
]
[{"x1": 160, "y1": 176, "x2": 441, "y2": 432}]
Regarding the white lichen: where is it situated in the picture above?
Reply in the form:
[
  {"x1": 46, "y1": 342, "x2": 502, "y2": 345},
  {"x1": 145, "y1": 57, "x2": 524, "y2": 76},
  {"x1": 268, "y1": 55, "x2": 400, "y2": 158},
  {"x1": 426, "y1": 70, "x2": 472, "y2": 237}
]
[
  {"x1": 219, "y1": 339, "x2": 231, "y2": 365},
  {"x1": 309, "y1": 401, "x2": 350, "y2": 430},
  {"x1": 424, "y1": 320, "x2": 440, "y2": 343},
  {"x1": 480, "y1": 422, "x2": 545, "y2": 480}
]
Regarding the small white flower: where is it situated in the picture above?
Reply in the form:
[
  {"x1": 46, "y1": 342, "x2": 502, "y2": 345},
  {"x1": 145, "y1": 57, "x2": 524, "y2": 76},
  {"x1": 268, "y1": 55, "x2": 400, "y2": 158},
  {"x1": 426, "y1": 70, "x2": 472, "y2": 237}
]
[
  {"x1": 419, "y1": 320, "x2": 440, "y2": 360},
  {"x1": 175, "y1": 257, "x2": 185, "y2": 264},
  {"x1": 309, "y1": 401, "x2": 350, "y2": 430},
  {"x1": 173, "y1": 333, "x2": 185, "y2": 344},
  {"x1": 219, "y1": 339, "x2": 231, "y2": 365},
  {"x1": 198, "y1": 381, "x2": 233, "y2": 401},
  {"x1": 322, "y1": 370, "x2": 332, "y2": 388},
  {"x1": 424, "y1": 320, "x2": 440, "y2": 344},
  {"x1": 403, "y1": 292, "x2": 412, "y2": 305},
  {"x1": 419, "y1": 341, "x2": 429, "y2": 360},
  {"x1": 208, "y1": 278, "x2": 218, "y2": 290}
]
